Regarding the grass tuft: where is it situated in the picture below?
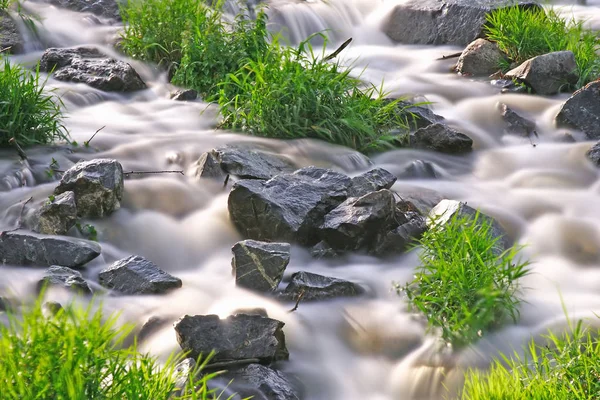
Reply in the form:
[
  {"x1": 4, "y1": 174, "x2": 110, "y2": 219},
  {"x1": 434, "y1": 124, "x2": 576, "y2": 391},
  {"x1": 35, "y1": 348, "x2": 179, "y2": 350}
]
[{"x1": 396, "y1": 212, "x2": 530, "y2": 348}]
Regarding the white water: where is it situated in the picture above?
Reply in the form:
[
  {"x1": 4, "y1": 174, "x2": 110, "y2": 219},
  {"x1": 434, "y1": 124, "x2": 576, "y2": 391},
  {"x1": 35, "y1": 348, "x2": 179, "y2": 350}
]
[{"x1": 2, "y1": 0, "x2": 600, "y2": 398}]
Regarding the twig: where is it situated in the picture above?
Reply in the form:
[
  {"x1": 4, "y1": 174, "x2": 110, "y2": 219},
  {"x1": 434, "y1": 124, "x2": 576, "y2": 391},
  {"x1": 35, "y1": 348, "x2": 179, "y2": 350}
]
[
  {"x1": 323, "y1": 38, "x2": 352, "y2": 62},
  {"x1": 9, "y1": 137, "x2": 28, "y2": 161},
  {"x1": 436, "y1": 52, "x2": 462, "y2": 61},
  {"x1": 223, "y1": 174, "x2": 230, "y2": 189},
  {"x1": 288, "y1": 289, "x2": 306, "y2": 313},
  {"x1": 123, "y1": 170, "x2": 184, "y2": 176},
  {"x1": 1, "y1": 196, "x2": 33, "y2": 236},
  {"x1": 84, "y1": 125, "x2": 105, "y2": 147},
  {"x1": 0, "y1": 46, "x2": 12, "y2": 54},
  {"x1": 203, "y1": 358, "x2": 260, "y2": 370}
]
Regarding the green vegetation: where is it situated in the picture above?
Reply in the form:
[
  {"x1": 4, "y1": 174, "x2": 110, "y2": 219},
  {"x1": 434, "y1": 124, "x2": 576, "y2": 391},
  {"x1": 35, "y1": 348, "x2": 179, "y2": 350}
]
[
  {"x1": 0, "y1": 59, "x2": 67, "y2": 147},
  {"x1": 397, "y1": 213, "x2": 530, "y2": 348},
  {"x1": 485, "y1": 5, "x2": 600, "y2": 87},
  {"x1": 0, "y1": 298, "x2": 230, "y2": 399},
  {"x1": 119, "y1": 0, "x2": 413, "y2": 153}
]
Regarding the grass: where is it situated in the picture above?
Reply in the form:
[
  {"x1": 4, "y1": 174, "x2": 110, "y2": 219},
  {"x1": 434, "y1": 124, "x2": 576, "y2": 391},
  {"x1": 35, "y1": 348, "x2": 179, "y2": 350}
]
[
  {"x1": 396, "y1": 212, "x2": 530, "y2": 348},
  {"x1": 0, "y1": 296, "x2": 234, "y2": 399},
  {"x1": 0, "y1": 59, "x2": 67, "y2": 148},
  {"x1": 485, "y1": 5, "x2": 600, "y2": 88}
]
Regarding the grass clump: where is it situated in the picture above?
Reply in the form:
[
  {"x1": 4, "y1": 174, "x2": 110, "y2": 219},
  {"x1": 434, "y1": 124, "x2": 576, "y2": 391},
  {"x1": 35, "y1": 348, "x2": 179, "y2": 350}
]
[
  {"x1": 0, "y1": 59, "x2": 67, "y2": 147},
  {"x1": 462, "y1": 319, "x2": 600, "y2": 399},
  {"x1": 0, "y1": 298, "x2": 230, "y2": 399},
  {"x1": 485, "y1": 5, "x2": 600, "y2": 87},
  {"x1": 397, "y1": 212, "x2": 530, "y2": 348}
]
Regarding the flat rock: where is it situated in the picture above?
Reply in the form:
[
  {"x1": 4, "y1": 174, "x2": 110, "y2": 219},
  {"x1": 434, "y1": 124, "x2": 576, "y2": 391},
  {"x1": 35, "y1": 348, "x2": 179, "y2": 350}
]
[
  {"x1": 587, "y1": 142, "x2": 600, "y2": 167},
  {"x1": 31, "y1": 191, "x2": 77, "y2": 235},
  {"x1": 174, "y1": 314, "x2": 289, "y2": 363},
  {"x1": 98, "y1": 255, "x2": 182, "y2": 294},
  {"x1": 54, "y1": 158, "x2": 124, "y2": 218},
  {"x1": 228, "y1": 167, "x2": 351, "y2": 245},
  {"x1": 500, "y1": 103, "x2": 537, "y2": 137},
  {"x1": 456, "y1": 38, "x2": 506, "y2": 76},
  {"x1": 37, "y1": 265, "x2": 92, "y2": 294},
  {"x1": 505, "y1": 51, "x2": 578, "y2": 95},
  {"x1": 280, "y1": 271, "x2": 363, "y2": 301},
  {"x1": 0, "y1": 231, "x2": 100, "y2": 268},
  {"x1": 232, "y1": 240, "x2": 290, "y2": 293},
  {"x1": 40, "y1": 47, "x2": 146, "y2": 92},
  {"x1": 222, "y1": 364, "x2": 300, "y2": 400},
  {"x1": 348, "y1": 168, "x2": 397, "y2": 198},
  {"x1": 555, "y1": 80, "x2": 600, "y2": 140},
  {"x1": 410, "y1": 123, "x2": 473, "y2": 153},
  {"x1": 0, "y1": 11, "x2": 22, "y2": 54}
]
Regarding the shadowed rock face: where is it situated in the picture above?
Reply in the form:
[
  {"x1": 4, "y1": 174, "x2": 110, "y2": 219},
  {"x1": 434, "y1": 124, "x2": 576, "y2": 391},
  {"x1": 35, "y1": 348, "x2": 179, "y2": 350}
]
[
  {"x1": 409, "y1": 123, "x2": 473, "y2": 154},
  {"x1": 556, "y1": 81, "x2": 600, "y2": 140},
  {"x1": 0, "y1": 11, "x2": 22, "y2": 54},
  {"x1": 38, "y1": 265, "x2": 92, "y2": 294},
  {"x1": 232, "y1": 240, "x2": 290, "y2": 293},
  {"x1": 505, "y1": 51, "x2": 578, "y2": 95}
]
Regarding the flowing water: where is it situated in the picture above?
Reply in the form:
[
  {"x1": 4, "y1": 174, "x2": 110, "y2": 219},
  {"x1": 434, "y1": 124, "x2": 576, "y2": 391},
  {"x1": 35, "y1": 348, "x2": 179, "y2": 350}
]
[{"x1": 2, "y1": 0, "x2": 600, "y2": 398}]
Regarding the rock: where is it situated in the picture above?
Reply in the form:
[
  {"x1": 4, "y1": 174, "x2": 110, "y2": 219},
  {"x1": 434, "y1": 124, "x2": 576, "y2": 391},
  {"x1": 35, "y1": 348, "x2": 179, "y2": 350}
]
[
  {"x1": 43, "y1": 301, "x2": 63, "y2": 316},
  {"x1": 222, "y1": 364, "x2": 300, "y2": 400},
  {"x1": 54, "y1": 159, "x2": 124, "y2": 219},
  {"x1": 587, "y1": 142, "x2": 600, "y2": 167},
  {"x1": 37, "y1": 265, "x2": 92, "y2": 294},
  {"x1": 31, "y1": 191, "x2": 77, "y2": 235},
  {"x1": 47, "y1": 0, "x2": 121, "y2": 20},
  {"x1": 370, "y1": 216, "x2": 427, "y2": 256},
  {"x1": 39, "y1": 47, "x2": 146, "y2": 92},
  {"x1": 395, "y1": 100, "x2": 445, "y2": 131},
  {"x1": 174, "y1": 314, "x2": 289, "y2": 363},
  {"x1": 490, "y1": 78, "x2": 529, "y2": 93},
  {"x1": 280, "y1": 271, "x2": 363, "y2": 301},
  {"x1": 500, "y1": 103, "x2": 537, "y2": 137},
  {"x1": 505, "y1": 51, "x2": 578, "y2": 95},
  {"x1": 383, "y1": 0, "x2": 541, "y2": 46},
  {"x1": 0, "y1": 297, "x2": 11, "y2": 312},
  {"x1": 171, "y1": 89, "x2": 198, "y2": 101},
  {"x1": 397, "y1": 160, "x2": 440, "y2": 179},
  {"x1": 309, "y1": 241, "x2": 338, "y2": 259},
  {"x1": 0, "y1": 11, "x2": 22, "y2": 54},
  {"x1": 456, "y1": 39, "x2": 506, "y2": 76},
  {"x1": 348, "y1": 168, "x2": 397, "y2": 198},
  {"x1": 228, "y1": 167, "x2": 351, "y2": 245},
  {"x1": 318, "y1": 190, "x2": 396, "y2": 251},
  {"x1": 192, "y1": 151, "x2": 227, "y2": 180},
  {"x1": 232, "y1": 308, "x2": 269, "y2": 317},
  {"x1": 555, "y1": 81, "x2": 600, "y2": 140},
  {"x1": 98, "y1": 255, "x2": 182, "y2": 295},
  {"x1": 410, "y1": 123, "x2": 473, "y2": 153},
  {"x1": 0, "y1": 231, "x2": 101, "y2": 268},
  {"x1": 232, "y1": 240, "x2": 290, "y2": 293}
]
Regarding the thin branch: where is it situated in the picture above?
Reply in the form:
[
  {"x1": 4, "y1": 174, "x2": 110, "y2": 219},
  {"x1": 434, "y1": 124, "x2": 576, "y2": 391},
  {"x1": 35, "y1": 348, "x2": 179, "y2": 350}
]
[
  {"x1": 323, "y1": 38, "x2": 352, "y2": 62},
  {"x1": 9, "y1": 137, "x2": 28, "y2": 161},
  {"x1": 84, "y1": 126, "x2": 105, "y2": 147},
  {"x1": 124, "y1": 170, "x2": 184, "y2": 176},
  {"x1": 223, "y1": 174, "x2": 230, "y2": 189},
  {"x1": 288, "y1": 289, "x2": 306, "y2": 313},
  {"x1": 436, "y1": 52, "x2": 462, "y2": 61}
]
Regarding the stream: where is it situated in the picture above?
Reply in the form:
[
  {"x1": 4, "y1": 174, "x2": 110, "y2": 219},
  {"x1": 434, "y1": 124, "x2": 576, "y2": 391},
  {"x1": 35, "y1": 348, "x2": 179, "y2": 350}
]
[{"x1": 2, "y1": 0, "x2": 600, "y2": 399}]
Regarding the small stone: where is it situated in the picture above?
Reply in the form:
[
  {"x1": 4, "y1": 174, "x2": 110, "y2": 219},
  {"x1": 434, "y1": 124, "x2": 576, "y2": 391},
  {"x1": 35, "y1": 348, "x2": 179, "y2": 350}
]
[
  {"x1": 500, "y1": 103, "x2": 537, "y2": 137},
  {"x1": 232, "y1": 240, "x2": 291, "y2": 293},
  {"x1": 222, "y1": 364, "x2": 301, "y2": 400},
  {"x1": 587, "y1": 142, "x2": 600, "y2": 167},
  {"x1": 348, "y1": 168, "x2": 397, "y2": 198},
  {"x1": 38, "y1": 265, "x2": 92, "y2": 294},
  {"x1": 410, "y1": 123, "x2": 473, "y2": 154},
  {"x1": 505, "y1": 51, "x2": 578, "y2": 95},
  {"x1": 171, "y1": 89, "x2": 198, "y2": 101},
  {"x1": 32, "y1": 191, "x2": 77, "y2": 235},
  {"x1": 192, "y1": 150, "x2": 227, "y2": 180},
  {"x1": 456, "y1": 39, "x2": 506, "y2": 76},
  {"x1": 280, "y1": 271, "x2": 363, "y2": 301}
]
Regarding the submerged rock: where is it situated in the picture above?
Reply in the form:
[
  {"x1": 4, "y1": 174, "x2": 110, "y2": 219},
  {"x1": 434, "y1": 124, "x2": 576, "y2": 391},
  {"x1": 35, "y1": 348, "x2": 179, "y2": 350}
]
[
  {"x1": 54, "y1": 159, "x2": 124, "y2": 218},
  {"x1": 456, "y1": 38, "x2": 506, "y2": 76},
  {"x1": 98, "y1": 255, "x2": 182, "y2": 294},
  {"x1": 0, "y1": 11, "x2": 22, "y2": 54},
  {"x1": 555, "y1": 81, "x2": 600, "y2": 140},
  {"x1": 280, "y1": 271, "x2": 363, "y2": 301},
  {"x1": 38, "y1": 265, "x2": 92, "y2": 294},
  {"x1": 31, "y1": 191, "x2": 77, "y2": 235},
  {"x1": 348, "y1": 168, "x2": 397, "y2": 198},
  {"x1": 505, "y1": 51, "x2": 578, "y2": 95},
  {"x1": 397, "y1": 160, "x2": 440, "y2": 179},
  {"x1": 174, "y1": 314, "x2": 289, "y2": 363},
  {"x1": 222, "y1": 364, "x2": 301, "y2": 400},
  {"x1": 500, "y1": 103, "x2": 537, "y2": 137},
  {"x1": 232, "y1": 240, "x2": 290, "y2": 293},
  {"x1": 409, "y1": 123, "x2": 473, "y2": 153}
]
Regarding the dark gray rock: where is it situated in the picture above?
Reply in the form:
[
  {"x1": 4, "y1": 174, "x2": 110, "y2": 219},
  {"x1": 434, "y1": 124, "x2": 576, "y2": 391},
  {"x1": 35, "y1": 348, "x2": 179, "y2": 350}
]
[
  {"x1": 456, "y1": 38, "x2": 506, "y2": 76},
  {"x1": 232, "y1": 240, "x2": 290, "y2": 293},
  {"x1": 171, "y1": 89, "x2": 198, "y2": 101},
  {"x1": 505, "y1": 51, "x2": 578, "y2": 95},
  {"x1": 397, "y1": 160, "x2": 440, "y2": 179},
  {"x1": 318, "y1": 189, "x2": 396, "y2": 251},
  {"x1": 228, "y1": 167, "x2": 351, "y2": 245},
  {"x1": 43, "y1": 301, "x2": 63, "y2": 316},
  {"x1": 555, "y1": 81, "x2": 600, "y2": 140},
  {"x1": 370, "y1": 216, "x2": 427, "y2": 256},
  {"x1": 396, "y1": 100, "x2": 445, "y2": 131},
  {"x1": 31, "y1": 191, "x2": 77, "y2": 235},
  {"x1": 500, "y1": 103, "x2": 537, "y2": 137},
  {"x1": 0, "y1": 297, "x2": 11, "y2": 312},
  {"x1": 98, "y1": 255, "x2": 182, "y2": 294},
  {"x1": 217, "y1": 146, "x2": 296, "y2": 180},
  {"x1": 232, "y1": 308, "x2": 269, "y2": 317},
  {"x1": 383, "y1": 0, "x2": 541, "y2": 46},
  {"x1": 0, "y1": 231, "x2": 100, "y2": 268},
  {"x1": 309, "y1": 241, "x2": 338, "y2": 259},
  {"x1": 410, "y1": 123, "x2": 473, "y2": 153},
  {"x1": 40, "y1": 47, "x2": 146, "y2": 92},
  {"x1": 47, "y1": 0, "x2": 121, "y2": 20},
  {"x1": 193, "y1": 150, "x2": 227, "y2": 180},
  {"x1": 348, "y1": 168, "x2": 397, "y2": 198},
  {"x1": 54, "y1": 158, "x2": 124, "y2": 218},
  {"x1": 37, "y1": 265, "x2": 92, "y2": 294},
  {"x1": 174, "y1": 314, "x2": 289, "y2": 363},
  {"x1": 280, "y1": 271, "x2": 363, "y2": 301},
  {"x1": 587, "y1": 141, "x2": 600, "y2": 167},
  {"x1": 0, "y1": 11, "x2": 22, "y2": 54},
  {"x1": 222, "y1": 364, "x2": 300, "y2": 400}
]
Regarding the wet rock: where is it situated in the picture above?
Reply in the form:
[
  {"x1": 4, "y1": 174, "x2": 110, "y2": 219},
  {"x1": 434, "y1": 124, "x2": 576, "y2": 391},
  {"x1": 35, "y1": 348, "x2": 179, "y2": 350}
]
[
  {"x1": 222, "y1": 364, "x2": 300, "y2": 400},
  {"x1": 396, "y1": 100, "x2": 445, "y2": 131},
  {"x1": 348, "y1": 168, "x2": 397, "y2": 198},
  {"x1": 47, "y1": 0, "x2": 121, "y2": 20},
  {"x1": 586, "y1": 142, "x2": 600, "y2": 167},
  {"x1": 228, "y1": 167, "x2": 351, "y2": 245},
  {"x1": 193, "y1": 150, "x2": 227, "y2": 180},
  {"x1": 500, "y1": 103, "x2": 537, "y2": 137},
  {"x1": 98, "y1": 255, "x2": 182, "y2": 294},
  {"x1": 232, "y1": 308, "x2": 269, "y2": 317},
  {"x1": 409, "y1": 123, "x2": 473, "y2": 154},
  {"x1": 0, "y1": 11, "x2": 22, "y2": 54},
  {"x1": 171, "y1": 89, "x2": 198, "y2": 101},
  {"x1": 31, "y1": 191, "x2": 77, "y2": 235},
  {"x1": 280, "y1": 271, "x2": 363, "y2": 301},
  {"x1": 37, "y1": 265, "x2": 92, "y2": 294},
  {"x1": 383, "y1": 0, "x2": 541, "y2": 46},
  {"x1": 397, "y1": 160, "x2": 440, "y2": 179},
  {"x1": 232, "y1": 240, "x2": 290, "y2": 293},
  {"x1": 0, "y1": 231, "x2": 101, "y2": 268},
  {"x1": 370, "y1": 216, "x2": 427, "y2": 256},
  {"x1": 40, "y1": 47, "x2": 146, "y2": 92},
  {"x1": 505, "y1": 51, "x2": 578, "y2": 95},
  {"x1": 54, "y1": 159, "x2": 124, "y2": 218},
  {"x1": 174, "y1": 314, "x2": 289, "y2": 363},
  {"x1": 456, "y1": 39, "x2": 506, "y2": 76},
  {"x1": 309, "y1": 241, "x2": 338, "y2": 259},
  {"x1": 318, "y1": 189, "x2": 396, "y2": 251},
  {"x1": 490, "y1": 78, "x2": 529, "y2": 93},
  {"x1": 555, "y1": 81, "x2": 600, "y2": 140}
]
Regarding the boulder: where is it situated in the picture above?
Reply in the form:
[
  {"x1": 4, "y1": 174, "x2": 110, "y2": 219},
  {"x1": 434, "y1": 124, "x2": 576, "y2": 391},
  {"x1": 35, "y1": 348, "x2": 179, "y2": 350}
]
[
  {"x1": 37, "y1": 265, "x2": 92, "y2": 294},
  {"x1": 456, "y1": 39, "x2": 506, "y2": 76},
  {"x1": 280, "y1": 271, "x2": 363, "y2": 301},
  {"x1": 370, "y1": 216, "x2": 427, "y2": 256},
  {"x1": 31, "y1": 191, "x2": 77, "y2": 235},
  {"x1": 54, "y1": 159, "x2": 124, "y2": 218},
  {"x1": 318, "y1": 189, "x2": 396, "y2": 251},
  {"x1": 0, "y1": 11, "x2": 22, "y2": 54},
  {"x1": 409, "y1": 123, "x2": 473, "y2": 153},
  {"x1": 347, "y1": 168, "x2": 397, "y2": 198},
  {"x1": 222, "y1": 364, "x2": 300, "y2": 400},
  {"x1": 171, "y1": 89, "x2": 198, "y2": 101},
  {"x1": 555, "y1": 81, "x2": 600, "y2": 140},
  {"x1": 232, "y1": 240, "x2": 290, "y2": 293},
  {"x1": 98, "y1": 255, "x2": 182, "y2": 294},
  {"x1": 505, "y1": 51, "x2": 578, "y2": 95},
  {"x1": 228, "y1": 167, "x2": 351, "y2": 245},
  {"x1": 383, "y1": 0, "x2": 541, "y2": 46},
  {"x1": 39, "y1": 47, "x2": 146, "y2": 92},
  {"x1": 0, "y1": 231, "x2": 100, "y2": 268},
  {"x1": 174, "y1": 314, "x2": 289, "y2": 363},
  {"x1": 587, "y1": 142, "x2": 600, "y2": 167},
  {"x1": 47, "y1": 0, "x2": 121, "y2": 20},
  {"x1": 500, "y1": 103, "x2": 537, "y2": 137}
]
